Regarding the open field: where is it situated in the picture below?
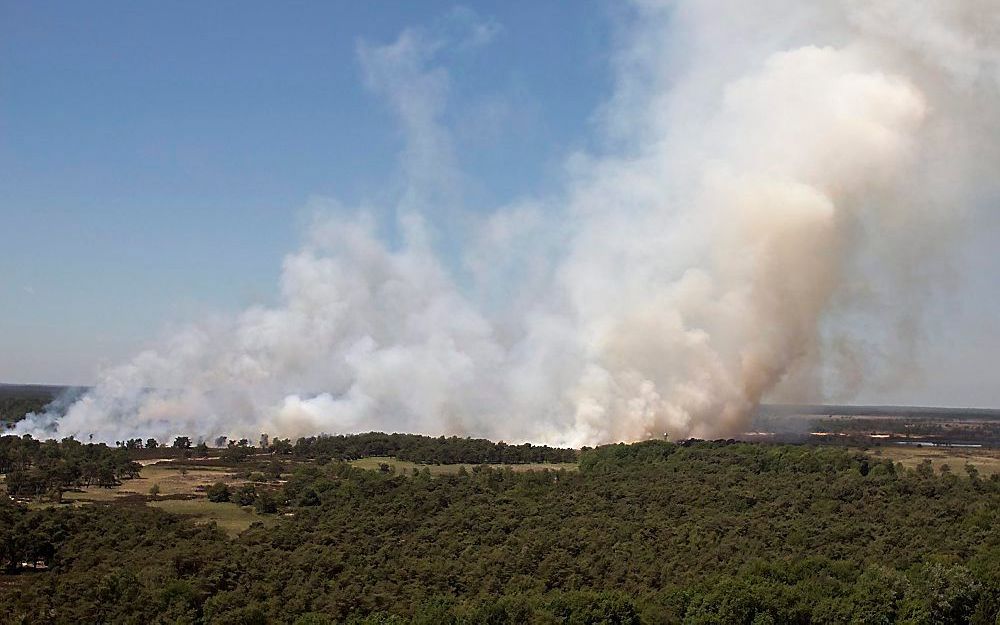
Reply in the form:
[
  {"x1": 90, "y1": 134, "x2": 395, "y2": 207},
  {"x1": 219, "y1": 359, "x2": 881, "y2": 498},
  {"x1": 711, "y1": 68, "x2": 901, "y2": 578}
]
[
  {"x1": 865, "y1": 444, "x2": 1000, "y2": 476},
  {"x1": 60, "y1": 462, "x2": 241, "y2": 503},
  {"x1": 148, "y1": 499, "x2": 268, "y2": 536},
  {"x1": 118, "y1": 463, "x2": 238, "y2": 496},
  {"x1": 350, "y1": 455, "x2": 578, "y2": 475},
  {"x1": 10, "y1": 458, "x2": 271, "y2": 534}
]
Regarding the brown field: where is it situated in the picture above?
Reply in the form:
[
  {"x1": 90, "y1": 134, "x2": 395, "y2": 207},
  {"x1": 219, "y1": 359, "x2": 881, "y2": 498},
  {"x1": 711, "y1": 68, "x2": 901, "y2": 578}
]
[
  {"x1": 863, "y1": 445, "x2": 1000, "y2": 477},
  {"x1": 22, "y1": 459, "x2": 271, "y2": 535},
  {"x1": 61, "y1": 462, "x2": 242, "y2": 503},
  {"x1": 119, "y1": 463, "x2": 239, "y2": 496}
]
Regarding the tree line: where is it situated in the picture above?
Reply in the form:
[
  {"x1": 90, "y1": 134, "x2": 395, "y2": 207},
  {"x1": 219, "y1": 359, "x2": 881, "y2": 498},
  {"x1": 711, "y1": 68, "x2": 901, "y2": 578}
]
[
  {"x1": 0, "y1": 435, "x2": 141, "y2": 499},
  {"x1": 86, "y1": 431, "x2": 578, "y2": 466},
  {"x1": 0, "y1": 395, "x2": 48, "y2": 429},
  {"x1": 287, "y1": 432, "x2": 578, "y2": 465}
]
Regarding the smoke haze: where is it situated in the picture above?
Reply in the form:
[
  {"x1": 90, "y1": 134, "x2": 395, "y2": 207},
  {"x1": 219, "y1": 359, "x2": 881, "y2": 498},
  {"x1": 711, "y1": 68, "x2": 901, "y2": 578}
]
[{"x1": 18, "y1": 0, "x2": 1000, "y2": 446}]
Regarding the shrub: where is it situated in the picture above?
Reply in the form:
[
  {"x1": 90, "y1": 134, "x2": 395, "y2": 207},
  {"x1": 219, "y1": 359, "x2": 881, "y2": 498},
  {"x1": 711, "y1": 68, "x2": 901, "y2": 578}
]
[
  {"x1": 235, "y1": 484, "x2": 257, "y2": 507},
  {"x1": 254, "y1": 491, "x2": 277, "y2": 514},
  {"x1": 206, "y1": 482, "x2": 231, "y2": 503}
]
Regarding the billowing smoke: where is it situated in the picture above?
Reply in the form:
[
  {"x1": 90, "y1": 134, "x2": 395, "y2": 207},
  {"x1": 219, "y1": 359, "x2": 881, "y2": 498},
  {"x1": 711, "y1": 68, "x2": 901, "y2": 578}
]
[{"x1": 18, "y1": 1, "x2": 999, "y2": 446}]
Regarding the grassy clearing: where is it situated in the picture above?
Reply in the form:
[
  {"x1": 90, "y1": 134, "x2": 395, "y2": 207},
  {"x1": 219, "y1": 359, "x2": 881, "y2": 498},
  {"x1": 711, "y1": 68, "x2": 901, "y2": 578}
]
[
  {"x1": 52, "y1": 462, "x2": 268, "y2": 536},
  {"x1": 350, "y1": 456, "x2": 578, "y2": 475},
  {"x1": 119, "y1": 464, "x2": 239, "y2": 496},
  {"x1": 25, "y1": 500, "x2": 85, "y2": 510},
  {"x1": 63, "y1": 488, "x2": 121, "y2": 502},
  {"x1": 60, "y1": 464, "x2": 242, "y2": 504},
  {"x1": 148, "y1": 499, "x2": 268, "y2": 536},
  {"x1": 865, "y1": 445, "x2": 1000, "y2": 477}
]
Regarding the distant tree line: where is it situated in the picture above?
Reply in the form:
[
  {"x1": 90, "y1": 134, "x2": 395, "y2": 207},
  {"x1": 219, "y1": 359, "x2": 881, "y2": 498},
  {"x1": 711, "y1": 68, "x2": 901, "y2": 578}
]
[
  {"x1": 813, "y1": 416, "x2": 1000, "y2": 442},
  {"x1": 0, "y1": 396, "x2": 49, "y2": 428},
  {"x1": 0, "y1": 385, "x2": 81, "y2": 429},
  {"x1": 287, "y1": 432, "x2": 578, "y2": 465},
  {"x1": 102, "y1": 430, "x2": 577, "y2": 468}
]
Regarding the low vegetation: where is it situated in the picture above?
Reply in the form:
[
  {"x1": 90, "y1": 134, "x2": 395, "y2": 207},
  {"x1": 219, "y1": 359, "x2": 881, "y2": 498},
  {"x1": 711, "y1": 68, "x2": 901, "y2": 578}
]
[
  {"x1": 867, "y1": 444, "x2": 1000, "y2": 477},
  {"x1": 147, "y1": 499, "x2": 264, "y2": 537}
]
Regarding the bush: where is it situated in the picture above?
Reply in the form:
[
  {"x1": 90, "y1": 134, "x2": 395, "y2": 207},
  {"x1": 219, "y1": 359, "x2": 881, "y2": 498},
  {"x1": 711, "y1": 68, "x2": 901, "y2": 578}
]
[
  {"x1": 298, "y1": 488, "x2": 320, "y2": 507},
  {"x1": 235, "y1": 484, "x2": 257, "y2": 506},
  {"x1": 222, "y1": 443, "x2": 254, "y2": 463},
  {"x1": 148, "y1": 483, "x2": 161, "y2": 497},
  {"x1": 206, "y1": 482, "x2": 231, "y2": 503},
  {"x1": 254, "y1": 491, "x2": 277, "y2": 514},
  {"x1": 266, "y1": 460, "x2": 285, "y2": 479}
]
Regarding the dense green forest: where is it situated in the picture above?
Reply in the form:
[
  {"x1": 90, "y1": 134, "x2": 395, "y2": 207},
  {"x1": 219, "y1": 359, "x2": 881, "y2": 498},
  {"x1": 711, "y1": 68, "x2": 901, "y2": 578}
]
[
  {"x1": 288, "y1": 432, "x2": 579, "y2": 464},
  {"x1": 2, "y1": 439, "x2": 999, "y2": 624}
]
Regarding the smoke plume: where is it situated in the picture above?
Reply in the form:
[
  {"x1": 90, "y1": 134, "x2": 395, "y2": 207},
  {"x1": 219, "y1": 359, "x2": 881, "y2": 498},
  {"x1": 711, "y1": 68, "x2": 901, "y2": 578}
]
[{"x1": 18, "y1": 1, "x2": 999, "y2": 446}]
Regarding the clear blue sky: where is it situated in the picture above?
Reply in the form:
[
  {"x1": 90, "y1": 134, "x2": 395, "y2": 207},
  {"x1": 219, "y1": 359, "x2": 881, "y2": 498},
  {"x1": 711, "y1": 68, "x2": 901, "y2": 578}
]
[{"x1": 1, "y1": 2, "x2": 611, "y2": 384}]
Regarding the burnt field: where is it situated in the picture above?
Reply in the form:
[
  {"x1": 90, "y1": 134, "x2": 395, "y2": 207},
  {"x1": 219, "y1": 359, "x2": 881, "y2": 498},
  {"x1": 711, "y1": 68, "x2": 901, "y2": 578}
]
[{"x1": 750, "y1": 404, "x2": 1000, "y2": 448}]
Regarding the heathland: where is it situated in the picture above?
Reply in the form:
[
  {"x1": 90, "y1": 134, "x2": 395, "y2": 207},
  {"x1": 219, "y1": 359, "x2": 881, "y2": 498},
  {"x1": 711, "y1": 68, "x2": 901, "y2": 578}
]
[{"x1": 2, "y1": 432, "x2": 999, "y2": 624}]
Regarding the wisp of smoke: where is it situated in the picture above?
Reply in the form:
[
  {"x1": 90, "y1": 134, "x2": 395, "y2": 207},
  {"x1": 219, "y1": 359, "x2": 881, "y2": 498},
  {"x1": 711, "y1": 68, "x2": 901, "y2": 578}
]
[{"x1": 18, "y1": 0, "x2": 999, "y2": 446}]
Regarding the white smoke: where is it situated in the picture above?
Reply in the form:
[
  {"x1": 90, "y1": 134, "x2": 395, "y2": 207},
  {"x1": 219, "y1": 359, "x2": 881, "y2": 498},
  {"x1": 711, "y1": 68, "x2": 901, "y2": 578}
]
[{"x1": 18, "y1": 1, "x2": 999, "y2": 446}]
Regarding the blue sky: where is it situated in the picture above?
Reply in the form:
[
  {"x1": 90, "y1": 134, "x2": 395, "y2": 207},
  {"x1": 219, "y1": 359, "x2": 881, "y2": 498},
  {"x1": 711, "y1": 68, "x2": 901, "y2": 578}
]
[{"x1": 1, "y1": 2, "x2": 611, "y2": 384}]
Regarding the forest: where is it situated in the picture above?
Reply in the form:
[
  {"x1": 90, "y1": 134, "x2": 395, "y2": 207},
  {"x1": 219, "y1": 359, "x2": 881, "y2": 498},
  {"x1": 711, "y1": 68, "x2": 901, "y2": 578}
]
[
  {"x1": 0, "y1": 435, "x2": 140, "y2": 498},
  {"x1": 288, "y1": 432, "x2": 578, "y2": 465},
  {"x1": 2, "y1": 436, "x2": 999, "y2": 624}
]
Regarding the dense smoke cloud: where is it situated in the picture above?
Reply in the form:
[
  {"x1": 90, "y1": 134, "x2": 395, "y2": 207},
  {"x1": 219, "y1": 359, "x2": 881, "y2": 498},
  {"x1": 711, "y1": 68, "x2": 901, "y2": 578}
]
[{"x1": 18, "y1": 1, "x2": 999, "y2": 445}]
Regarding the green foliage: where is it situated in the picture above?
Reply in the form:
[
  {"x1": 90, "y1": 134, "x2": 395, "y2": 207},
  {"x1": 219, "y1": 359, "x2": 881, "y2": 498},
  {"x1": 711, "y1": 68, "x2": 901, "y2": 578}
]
[
  {"x1": 206, "y1": 482, "x2": 231, "y2": 503},
  {"x1": 235, "y1": 484, "x2": 257, "y2": 507},
  {"x1": 291, "y1": 432, "x2": 577, "y2": 465},
  {"x1": 1, "y1": 440, "x2": 998, "y2": 624},
  {"x1": 298, "y1": 487, "x2": 321, "y2": 507},
  {"x1": 223, "y1": 439, "x2": 254, "y2": 463},
  {"x1": 253, "y1": 490, "x2": 278, "y2": 514},
  {"x1": 266, "y1": 459, "x2": 285, "y2": 479},
  {"x1": 294, "y1": 614, "x2": 335, "y2": 625},
  {"x1": 0, "y1": 434, "x2": 141, "y2": 497}
]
